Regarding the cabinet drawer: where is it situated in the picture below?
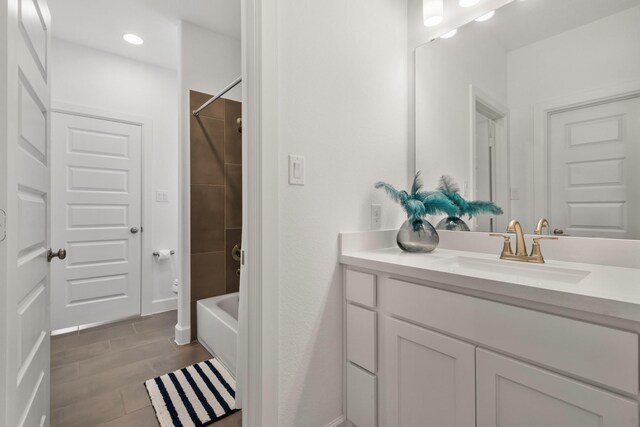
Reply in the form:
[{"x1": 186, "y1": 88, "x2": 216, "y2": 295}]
[
  {"x1": 347, "y1": 304, "x2": 377, "y2": 373},
  {"x1": 346, "y1": 269, "x2": 376, "y2": 307},
  {"x1": 387, "y1": 278, "x2": 639, "y2": 395},
  {"x1": 477, "y1": 349, "x2": 638, "y2": 427},
  {"x1": 347, "y1": 362, "x2": 377, "y2": 427}
]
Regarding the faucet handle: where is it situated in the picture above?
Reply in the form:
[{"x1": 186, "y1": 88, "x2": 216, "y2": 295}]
[
  {"x1": 529, "y1": 236, "x2": 558, "y2": 263},
  {"x1": 490, "y1": 233, "x2": 514, "y2": 258},
  {"x1": 533, "y1": 236, "x2": 558, "y2": 242}
]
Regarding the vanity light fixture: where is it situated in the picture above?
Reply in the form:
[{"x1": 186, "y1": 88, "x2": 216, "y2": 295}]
[
  {"x1": 423, "y1": 0, "x2": 444, "y2": 27},
  {"x1": 475, "y1": 10, "x2": 495, "y2": 21},
  {"x1": 440, "y1": 28, "x2": 458, "y2": 39},
  {"x1": 459, "y1": 0, "x2": 480, "y2": 7},
  {"x1": 123, "y1": 33, "x2": 144, "y2": 45}
]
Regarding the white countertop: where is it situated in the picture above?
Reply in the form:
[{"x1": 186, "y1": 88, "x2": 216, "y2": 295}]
[{"x1": 341, "y1": 247, "x2": 640, "y2": 324}]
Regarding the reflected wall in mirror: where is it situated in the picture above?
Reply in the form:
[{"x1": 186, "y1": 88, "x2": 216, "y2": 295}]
[{"x1": 415, "y1": 0, "x2": 640, "y2": 238}]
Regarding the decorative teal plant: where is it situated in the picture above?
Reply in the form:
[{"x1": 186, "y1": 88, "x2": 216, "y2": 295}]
[
  {"x1": 437, "y1": 175, "x2": 503, "y2": 218},
  {"x1": 375, "y1": 172, "x2": 458, "y2": 231}
]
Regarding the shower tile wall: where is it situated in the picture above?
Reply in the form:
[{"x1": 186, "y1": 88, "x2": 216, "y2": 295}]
[{"x1": 190, "y1": 90, "x2": 242, "y2": 340}]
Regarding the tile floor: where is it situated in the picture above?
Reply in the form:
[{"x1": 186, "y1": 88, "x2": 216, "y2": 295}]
[{"x1": 50, "y1": 310, "x2": 242, "y2": 427}]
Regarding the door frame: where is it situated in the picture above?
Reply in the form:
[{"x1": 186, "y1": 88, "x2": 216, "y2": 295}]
[
  {"x1": 50, "y1": 102, "x2": 157, "y2": 321},
  {"x1": 533, "y1": 80, "x2": 640, "y2": 223},
  {"x1": 240, "y1": 0, "x2": 279, "y2": 424},
  {"x1": 469, "y1": 84, "x2": 510, "y2": 232},
  {"x1": 175, "y1": 0, "x2": 280, "y2": 425}
]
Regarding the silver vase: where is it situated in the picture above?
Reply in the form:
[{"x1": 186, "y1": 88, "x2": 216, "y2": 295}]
[
  {"x1": 396, "y1": 219, "x2": 439, "y2": 253},
  {"x1": 436, "y1": 216, "x2": 470, "y2": 232}
]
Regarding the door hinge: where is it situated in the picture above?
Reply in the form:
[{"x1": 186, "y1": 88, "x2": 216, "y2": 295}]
[
  {"x1": 241, "y1": 250, "x2": 245, "y2": 265},
  {"x1": 0, "y1": 209, "x2": 5, "y2": 242}
]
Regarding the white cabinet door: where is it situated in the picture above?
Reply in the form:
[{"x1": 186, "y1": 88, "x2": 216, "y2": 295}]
[
  {"x1": 477, "y1": 349, "x2": 639, "y2": 427},
  {"x1": 384, "y1": 318, "x2": 476, "y2": 427},
  {"x1": 50, "y1": 112, "x2": 142, "y2": 330}
]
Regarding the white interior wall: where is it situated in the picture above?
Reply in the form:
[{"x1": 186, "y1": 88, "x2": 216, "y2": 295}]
[
  {"x1": 414, "y1": 27, "x2": 507, "y2": 214},
  {"x1": 275, "y1": 0, "x2": 409, "y2": 424},
  {"x1": 180, "y1": 21, "x2": 242, "y2": 102},
  {"x1": 178, "y1": 22, "x2": 241, "y2": 342},
  {"x1": 51, "y1": 39, "x2": 179, "y2": 314},
  {"x1": 507, "y1": 6, "x2": 640, "y2": 231},
  {"x1": 407, "y1": 0, "x2": 512, "y2": 181}
]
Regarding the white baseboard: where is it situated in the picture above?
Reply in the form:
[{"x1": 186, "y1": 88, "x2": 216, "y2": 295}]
[
  {"x1": 174, "y1": 324, "x2": 191, "y2": 345},
  {"x1": 149, "y1": 296, "x2": 178, "y2": 315},
  {"x1": 325, "y1": 415, "x2": 346, "y2": 427}
]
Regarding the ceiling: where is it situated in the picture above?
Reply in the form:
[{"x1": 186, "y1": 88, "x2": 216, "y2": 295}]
[
  {"x1": 49, "y1": 0, "x2": 241, "y2": 69},
  {"x1": 479, "y1": 0, "x2": 639, "y2": 51}
]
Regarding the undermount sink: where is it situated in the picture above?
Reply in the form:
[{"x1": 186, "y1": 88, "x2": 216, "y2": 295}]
[{"x1": 434, "y1": 256, "x2": 591, "y2": 285}]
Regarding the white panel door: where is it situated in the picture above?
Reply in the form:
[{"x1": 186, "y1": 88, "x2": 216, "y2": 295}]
[
  {"x1": 476, "y1": 348, "x2": 638, "y2": 427},
  {"x1": 549, "y1": 96, "x2": 640, "y2": 238},
  {"x1": 51, "y1": 112, "x2": 142, "y2": 330},
  {"x1": 384, "y1": 318, "x2": 476, "y2": 427},
  {"x1": 0, "y1": 0, "x2": 52, "y2": 425}
]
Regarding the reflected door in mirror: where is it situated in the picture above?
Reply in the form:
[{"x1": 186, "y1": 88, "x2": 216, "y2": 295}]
[{"x1": 549, "y1": 97, "x2": 640, "y2": 239}]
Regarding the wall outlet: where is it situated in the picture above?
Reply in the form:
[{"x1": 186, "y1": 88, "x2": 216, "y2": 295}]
[
  {"x1": 462, "y1": 180, "x2": 470, "y2": 198},
  {"x1": 288, "y1": 155, "x2": 305, "y2": 185},
  {"x1": 371, "y1": 204, "x2": 382, "y2": 230},
  {"x1": 156, "y1": 191, "x2": 169, "y2": 202},
  {"x1": 510, "y1": 187, "x2": 520, "y2": 200}
]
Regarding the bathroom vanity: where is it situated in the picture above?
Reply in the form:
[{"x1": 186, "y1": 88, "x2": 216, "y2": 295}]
[
  {"x1": 347, "y1": 0, "x2": 640, "y2": 424},
  {"x1": 341, "y1": 230, "x2": 640, "y2": 427}
]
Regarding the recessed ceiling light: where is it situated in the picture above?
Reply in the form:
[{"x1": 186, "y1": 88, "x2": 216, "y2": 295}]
[
  {"x1": 459, "y1": 0, "x2": 480, "y2": 7},
  {"x1": 424, "y1": 15, "x2": 444, "y2": 26},
  {"x1": 440, "y1": 29, "x2": 458, "y2": 39},
  {"x1": 475, "y1": 10, "x2": 495, "y2": 22},
  {"x1": 423, "y1": 0, "x2": 444, "y2": 27},
  {"x1": 123, "y1": 33, "x2": 144, "y2": 45}
]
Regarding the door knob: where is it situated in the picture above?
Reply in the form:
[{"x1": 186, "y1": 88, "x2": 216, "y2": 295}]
[
  {"x1": 553, "y1": 228, "x2": 564, "y2": 235},
  {"x1": 130, "y1": 227, "x2": 139, "y2": 234},
  {"x1": 47, "y1": 248, "x2": 67, "y2": 262}
]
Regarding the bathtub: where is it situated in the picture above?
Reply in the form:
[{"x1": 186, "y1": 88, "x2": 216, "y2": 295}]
[{"x1": 197, "y1": 292, "x2": 238, "y2": 377}]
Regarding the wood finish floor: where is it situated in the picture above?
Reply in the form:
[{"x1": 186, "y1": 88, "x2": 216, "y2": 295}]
[{"x1": 50, "y1": 310, "x2": 242, "y2": 427}]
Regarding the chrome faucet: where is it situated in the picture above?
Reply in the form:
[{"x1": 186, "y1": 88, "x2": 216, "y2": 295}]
[{"x1": 490, "y1": 218, "x2": 558, "y2": 263}]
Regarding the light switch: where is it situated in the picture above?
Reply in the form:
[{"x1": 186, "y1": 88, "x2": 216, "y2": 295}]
[
  {"x1": 156, "y1": 191, "x2": 169, "y2": 202},
  {"x1": 289, "y1": 155, "x2": 305, "y2": 185}
]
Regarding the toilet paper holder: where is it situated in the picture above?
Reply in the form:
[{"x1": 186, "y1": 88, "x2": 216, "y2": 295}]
[{"x1": 153, "y1": 250, "x2": 175, "y2": 257}]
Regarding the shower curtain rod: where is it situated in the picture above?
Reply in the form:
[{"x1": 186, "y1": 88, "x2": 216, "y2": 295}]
[{"x1": 192, "y1": 76, "x2": 242, "y2": 117}]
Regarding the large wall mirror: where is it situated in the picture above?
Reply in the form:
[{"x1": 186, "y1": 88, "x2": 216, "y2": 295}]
[{"x1": 415, "y1": 0, "x2": 640, "y2": 238}]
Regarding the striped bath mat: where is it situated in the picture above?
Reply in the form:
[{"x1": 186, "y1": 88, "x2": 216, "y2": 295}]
[{"x1": 145, "y1": 359, "x2": 238, "y2": 427}]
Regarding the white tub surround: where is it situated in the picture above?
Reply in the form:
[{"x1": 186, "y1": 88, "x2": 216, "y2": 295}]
[
  {"x1": 340, "y1": 230, "x2": 640, "y2": 427},
  {"x1": 197, "y1": 293, "x2": 239, "y2": 377}
]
